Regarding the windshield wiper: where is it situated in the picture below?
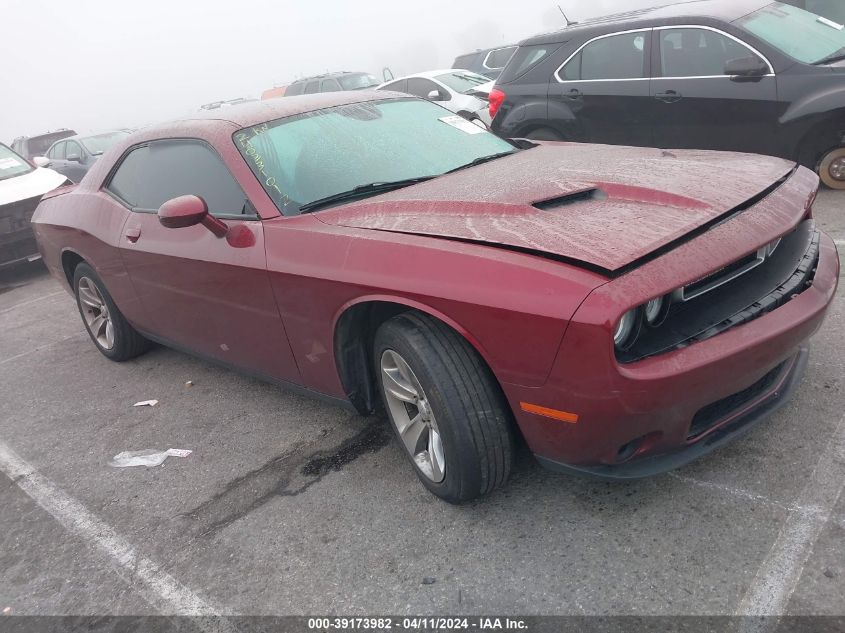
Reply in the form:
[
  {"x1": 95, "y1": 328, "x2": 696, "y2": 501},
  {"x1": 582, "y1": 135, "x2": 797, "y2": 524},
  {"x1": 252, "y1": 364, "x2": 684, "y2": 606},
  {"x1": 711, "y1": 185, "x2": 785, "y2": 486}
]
[
  {"x1": 299, "y1": 176, "x2": 436, "y2": 213},
  {"x1": 445, "y1": 150, "x2": 518, "y2": 174},
  {"x1": 813, "y1": 47, "x2": 845, "y2": 65}
]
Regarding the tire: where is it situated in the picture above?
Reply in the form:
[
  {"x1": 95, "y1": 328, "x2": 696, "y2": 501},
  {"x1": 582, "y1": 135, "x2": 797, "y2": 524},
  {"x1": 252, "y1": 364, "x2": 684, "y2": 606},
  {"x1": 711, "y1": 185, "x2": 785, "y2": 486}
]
[
  {"x1": 374, "y1": 312, "x2": 514, "y2": 503},
  {"x1": 817, "y1": 147, "x2": 845, "y2": 190},
  {"x1": 524, "y1": 127, "x2": 564, "y2": 141},
  {"x1": 73, "y1": 263, "x2": 150, "y2": 361}
]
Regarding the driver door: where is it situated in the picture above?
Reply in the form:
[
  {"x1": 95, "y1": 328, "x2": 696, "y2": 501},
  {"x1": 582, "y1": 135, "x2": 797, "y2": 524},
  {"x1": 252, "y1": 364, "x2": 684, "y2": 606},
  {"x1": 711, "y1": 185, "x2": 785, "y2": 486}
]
[{"x1": 108, "y1": 139, "x2": 301, "y2": 384}]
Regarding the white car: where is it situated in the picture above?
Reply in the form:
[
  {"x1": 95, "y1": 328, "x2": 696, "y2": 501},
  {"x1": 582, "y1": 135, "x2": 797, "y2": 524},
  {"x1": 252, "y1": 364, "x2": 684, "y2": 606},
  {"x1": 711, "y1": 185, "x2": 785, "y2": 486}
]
[
  {"x1": 0, "y1": 143, "x2": 67, "y2": 268},
  {"x1": 377, "y1": 69, "x2": 495, "y2": 125}
]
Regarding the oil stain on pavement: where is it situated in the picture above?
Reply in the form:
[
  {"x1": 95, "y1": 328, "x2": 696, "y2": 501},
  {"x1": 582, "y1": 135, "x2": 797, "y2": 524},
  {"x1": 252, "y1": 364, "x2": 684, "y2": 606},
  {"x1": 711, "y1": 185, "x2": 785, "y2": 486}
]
[{"x1": 182, "y1": 418, "x2": 392, "y2": 536}]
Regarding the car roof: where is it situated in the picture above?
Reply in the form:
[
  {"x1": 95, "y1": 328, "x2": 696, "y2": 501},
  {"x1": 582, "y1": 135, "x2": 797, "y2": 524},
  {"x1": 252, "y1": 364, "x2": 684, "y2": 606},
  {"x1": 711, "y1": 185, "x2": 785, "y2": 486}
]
[
  {"x1": 136, "y1": 91, "x2": 403, "y2": 136},
  {"x1": 53, "y1": 129, "x2": 128, "y2": 142},
  {"x1": 291, "y1": 71, "x2": 373, "y2": 84},
  {"x1": 522, "y1": 0, "x2": 773, "y2": 45},
  {"x1": 13, "y1": 129, "x2": 75, "y2": 142},
  {"x1": 385, "y1": 69, "x2": 486, "y2": 82}
]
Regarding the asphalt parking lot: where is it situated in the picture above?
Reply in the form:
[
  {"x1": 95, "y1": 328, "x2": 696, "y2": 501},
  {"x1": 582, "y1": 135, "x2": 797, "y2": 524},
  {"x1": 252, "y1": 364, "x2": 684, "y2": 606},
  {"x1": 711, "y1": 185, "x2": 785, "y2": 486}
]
[{"x1": 0, "y1": 191, "x2": 843, "y2": 618}]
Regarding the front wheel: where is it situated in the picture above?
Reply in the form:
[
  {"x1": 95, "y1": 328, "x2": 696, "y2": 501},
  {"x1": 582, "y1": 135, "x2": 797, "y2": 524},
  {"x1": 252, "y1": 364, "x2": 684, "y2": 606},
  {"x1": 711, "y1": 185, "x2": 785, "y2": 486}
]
[
  {"x1": 817, "y1": 147, "x2": 845, "y2": 190},
  {"x1": 374, "y1": 312, "x2": 514, "y2": 503},
  {"x1": 73, "y1": 263, "x2": 150, "y2": 361}
]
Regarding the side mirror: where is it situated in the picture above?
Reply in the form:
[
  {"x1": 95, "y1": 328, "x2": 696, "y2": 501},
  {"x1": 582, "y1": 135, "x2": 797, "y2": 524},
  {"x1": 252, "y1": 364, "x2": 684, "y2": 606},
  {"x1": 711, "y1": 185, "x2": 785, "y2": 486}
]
[
  {"x1": 427, "y1": 89, "x2": 444, "y2": 101},
  {"x1": 158, "y1": 195, "x2": 228, "y2": 237},
  {"x1": 67, "y1": 153, "x2": 82, "y2": 163},
  {"x1": 33, "y1": 156, "x2": 50, "y2": 168},
  {"x1": 725, "y1": 56, "x2": 768, "y2": 78}
]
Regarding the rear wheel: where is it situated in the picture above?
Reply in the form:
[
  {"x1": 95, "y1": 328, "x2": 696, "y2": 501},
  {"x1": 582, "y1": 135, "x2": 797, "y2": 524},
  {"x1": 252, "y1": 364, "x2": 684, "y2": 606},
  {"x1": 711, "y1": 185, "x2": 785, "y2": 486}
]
[
  {"x1": 818, "y1": 147, "x2": 845, "y2": 190},
  {"x1": 374, "y1": 312, "x2": 514, "y2": 503},
  {"x1": 73, "y1": 263, "x2": 150, "y2": 361}
]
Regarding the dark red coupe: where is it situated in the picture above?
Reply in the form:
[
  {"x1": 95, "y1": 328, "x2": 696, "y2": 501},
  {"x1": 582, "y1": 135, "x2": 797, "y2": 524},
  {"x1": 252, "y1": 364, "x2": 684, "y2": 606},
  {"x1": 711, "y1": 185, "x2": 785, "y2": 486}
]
[{"x1": 32, "y1": 92, "x2": 838, "y2": 502}]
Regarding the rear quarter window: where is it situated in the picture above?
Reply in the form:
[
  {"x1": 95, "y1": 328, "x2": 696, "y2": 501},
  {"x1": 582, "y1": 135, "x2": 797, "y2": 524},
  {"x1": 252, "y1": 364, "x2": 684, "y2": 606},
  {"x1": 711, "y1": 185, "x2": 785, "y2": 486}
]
[
  {"x1": 498, "y1": 44, "x2": 560, "y2": 83},
  {"x1": 484, "y1": 46, "x2": 518, "y2": 70}
]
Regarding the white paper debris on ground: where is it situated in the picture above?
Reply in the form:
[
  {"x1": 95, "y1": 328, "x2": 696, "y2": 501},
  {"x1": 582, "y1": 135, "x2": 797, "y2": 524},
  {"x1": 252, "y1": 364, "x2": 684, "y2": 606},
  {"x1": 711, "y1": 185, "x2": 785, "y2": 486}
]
[
  {"x1": 185, "y1": 380, "x2": 194, "y2": 387},
  {"x1": 109, "y1": 448, "x2": 193, "y2": 468},
  {"x1": 133, "y1": 400, "x2": 159, "y2": 407}
]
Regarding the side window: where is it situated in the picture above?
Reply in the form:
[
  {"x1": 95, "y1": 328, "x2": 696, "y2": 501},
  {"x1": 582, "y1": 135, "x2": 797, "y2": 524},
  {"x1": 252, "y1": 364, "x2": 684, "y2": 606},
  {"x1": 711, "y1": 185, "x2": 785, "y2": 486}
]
[
  {"x1": 106, "y1": 145, "x2": 148, "y2": 207},
  {"x1": 484, "y1": 46, "x2": 518, "y2": 70},
  {"x1": 304, "y1": 81, "x2": 320, "y2": 94},
  {"x1": 50, "y1": 142, "x2": 66, "y2": 160},
  {"x1": 659, "y1": 28, "x2": 765, "y2": 77},
  {"x1": 320, "y1": 78, "x2": 342, "y2": 92},
  {"x1": 407, "y1": 78, "x2": 449, "y2": 101},
  {"x1": 286, "y1": 82, "x2": 304, "y2": 96},
  {"x1": 560, "y1": 31, "x2": 648, "y2": 81},
  {"x1": 65, "y1": 140, "x2": 82, "y2": 159},
  {"x1": 107, "y1": 141, "x2": 247, "y2": 216}
]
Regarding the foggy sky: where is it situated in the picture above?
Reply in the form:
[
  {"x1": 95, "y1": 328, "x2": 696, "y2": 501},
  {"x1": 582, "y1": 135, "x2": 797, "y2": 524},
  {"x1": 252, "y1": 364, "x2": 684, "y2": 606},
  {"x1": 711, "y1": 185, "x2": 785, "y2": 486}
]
[{"x1": 2, "y1": 0, "x2": 654, "y2": 143}]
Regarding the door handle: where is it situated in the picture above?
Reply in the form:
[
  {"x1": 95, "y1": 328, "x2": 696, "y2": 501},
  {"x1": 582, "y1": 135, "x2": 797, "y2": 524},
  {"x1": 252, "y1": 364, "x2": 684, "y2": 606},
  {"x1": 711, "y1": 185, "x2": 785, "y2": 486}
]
[
  {"x1": 565, "y1": 88, "x2": 583, "y2": 100},
  {"x1": 655, "y1": 90, "x2": 682, "y2": 104},
  {"x1": 124, "y1": 227, "x2": 141, "y2": 243}
]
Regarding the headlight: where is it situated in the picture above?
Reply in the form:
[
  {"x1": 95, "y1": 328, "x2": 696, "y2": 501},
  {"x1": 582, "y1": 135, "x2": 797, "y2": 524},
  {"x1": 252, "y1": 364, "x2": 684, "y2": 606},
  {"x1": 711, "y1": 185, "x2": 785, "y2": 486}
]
[
  {"x1": 644, "y1": 296, "x2": 667, "y2": 326},
  {"x1": 614, "y1": 309, "x2": 640, "y2": 350}
]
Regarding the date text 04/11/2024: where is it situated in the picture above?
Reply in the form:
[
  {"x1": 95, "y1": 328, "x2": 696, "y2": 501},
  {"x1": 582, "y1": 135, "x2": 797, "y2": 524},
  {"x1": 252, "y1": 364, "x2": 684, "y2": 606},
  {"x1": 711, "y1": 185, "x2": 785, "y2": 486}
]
[{"x1": 306, "y1": 617, "x2": 529, "y2": 630}]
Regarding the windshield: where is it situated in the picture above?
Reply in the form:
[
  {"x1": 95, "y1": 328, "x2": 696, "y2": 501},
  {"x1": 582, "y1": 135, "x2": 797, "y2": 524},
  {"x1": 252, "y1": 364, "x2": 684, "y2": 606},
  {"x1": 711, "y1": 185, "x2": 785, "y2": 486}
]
[
  {"x1": 338, "y1": 74, "x2": 380, "y2": 90},
  {"x1": 79, "y1": 131, "x2": 130, "y2": 155},
  {"x1": 0, "y1": 144, "x2": 34, "y2": 181},
  {"x1": 234, "y1": 98, "x2": 515, "y2": 215},
  {"x1": 736, "y1": 2, "x2": 845, "y2": 64},
  {"x1": 434, "y1": 71, "x2": 490, "y2": 93}
]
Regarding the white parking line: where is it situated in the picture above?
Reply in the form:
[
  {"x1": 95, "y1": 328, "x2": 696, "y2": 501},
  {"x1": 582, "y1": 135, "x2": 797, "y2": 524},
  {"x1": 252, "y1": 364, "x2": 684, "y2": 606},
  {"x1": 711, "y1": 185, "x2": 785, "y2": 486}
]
[
  {"x1": 736, "y1": 414, "x2": 845, "y2": 616},
  {"x1": 666, "y1": 472, "x2": 824, "y2": 516},
  {"x1": 0, "y1": 291, "x2": 66, "y2": 316},
  {"x1": 0, "y1": 440, "x2": 231, "y2": 620},
  {"x1": 0, "y1": 331, "x2": 86, "y2": 366}
]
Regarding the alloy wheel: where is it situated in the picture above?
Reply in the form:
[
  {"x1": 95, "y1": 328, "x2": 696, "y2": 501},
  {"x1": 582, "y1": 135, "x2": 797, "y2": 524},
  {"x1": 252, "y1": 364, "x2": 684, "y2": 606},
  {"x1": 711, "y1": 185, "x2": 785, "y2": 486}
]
[
  {"x1": 78, "y1": 277, "x2": 115, "y2": 350},
  {"x1": 380, "y1": 349, "x2": 446, "y2": 483}
]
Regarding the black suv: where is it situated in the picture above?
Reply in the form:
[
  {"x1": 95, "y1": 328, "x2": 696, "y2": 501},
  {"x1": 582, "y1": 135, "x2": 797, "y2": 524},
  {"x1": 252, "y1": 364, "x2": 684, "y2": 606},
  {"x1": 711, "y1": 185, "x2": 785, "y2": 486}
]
[
  {"x1": 11, "y1": 129, "x2": 76, "y2": 160},
  {"x1": 453, "y1": 45, "x2": 518, "y2": 80},
  {"x1": 490, "y1": 0, "x2": 845, "y2": 188},
  {"x1": 285, "y1": 72, "x2": 381, "y2": 96}
]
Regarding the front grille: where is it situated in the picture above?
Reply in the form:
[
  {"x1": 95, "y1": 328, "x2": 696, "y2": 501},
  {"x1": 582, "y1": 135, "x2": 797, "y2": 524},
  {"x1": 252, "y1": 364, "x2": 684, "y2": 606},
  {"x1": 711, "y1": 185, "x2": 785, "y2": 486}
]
[
  {"x1": 0, "y1": 196, "x2": 41, "y2": 266},
  {"x1": 617, "y1": 221, "x2": 820, "y2": 363},
  {"x1": 0, "y1": 196, "x2": 40, "y2": 235},
  {"x1": 688, "y1": 361, "x2": 786, "y2": 440}
]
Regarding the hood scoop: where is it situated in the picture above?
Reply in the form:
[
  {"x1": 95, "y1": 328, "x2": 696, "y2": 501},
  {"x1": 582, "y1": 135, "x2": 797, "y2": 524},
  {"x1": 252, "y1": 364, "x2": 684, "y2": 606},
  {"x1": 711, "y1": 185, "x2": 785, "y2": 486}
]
[{"x1": 533, "y1": 187, "x2": 607, "y2": 211}]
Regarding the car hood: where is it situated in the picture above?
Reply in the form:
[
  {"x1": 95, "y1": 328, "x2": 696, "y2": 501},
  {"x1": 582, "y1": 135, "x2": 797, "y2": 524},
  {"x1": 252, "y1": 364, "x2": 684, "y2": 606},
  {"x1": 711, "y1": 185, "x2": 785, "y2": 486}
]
[
  {"x1": 317, "y1": 143, "x2": 797, "y2": 275},
  {"x1": 0, "y1": 167, "x2": 67, "y2": 206}
]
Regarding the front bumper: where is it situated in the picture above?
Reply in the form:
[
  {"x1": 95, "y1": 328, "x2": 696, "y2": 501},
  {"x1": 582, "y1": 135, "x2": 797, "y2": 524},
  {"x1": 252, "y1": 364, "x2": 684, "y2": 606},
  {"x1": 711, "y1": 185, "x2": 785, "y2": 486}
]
[
  {"x1": 502, "y1": 231, "x2": 839, "y2": 478},
  {"x1": 535, "y1": 347, "x2": 808, "y2": 480},
  {"x1": 0, "y1": 196, "x2": 42, "y2": 268}
]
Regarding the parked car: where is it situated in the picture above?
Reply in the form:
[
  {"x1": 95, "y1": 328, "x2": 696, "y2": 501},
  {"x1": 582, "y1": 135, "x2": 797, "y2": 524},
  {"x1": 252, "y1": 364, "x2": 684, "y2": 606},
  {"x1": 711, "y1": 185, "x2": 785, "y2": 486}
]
[
  {"x1": 11, "y1": 129, "x2": 76, "y2": 160},
  {"x1": 42, "y1": 130, "x2": 131, "y2": 184},
  {"x1": 198, "y1": 98, "x2": 258, "y2": 112},
  {"x1": 453, "y1": 45, "x2": 518, "y2": 80},
  {"x1": 261, "y1": 86, "x2": 287, "y2": 100},
  {"x1": 489, "y1": 0, "x2": 845, "y2": 189},
  {"x1": 32, "y1": 93, "x2": 837, "y2": 502},
  {"x1": 377, "y1": 69, "x2": 495, "y2": 123},
  {"x1": 783, "y1": 0, "x2": 845, "y2": 24},
  {"x1": 0, "y1": 143, "x2": 67, "y2": 268},
  {"x1": 284, "y1": 72, "x2": 381, "y2": 96}
]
